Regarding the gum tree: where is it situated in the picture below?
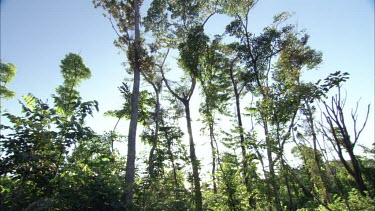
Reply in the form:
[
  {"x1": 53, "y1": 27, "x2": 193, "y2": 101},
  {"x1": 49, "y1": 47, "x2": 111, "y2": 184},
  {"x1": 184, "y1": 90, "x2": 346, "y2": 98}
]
[
  {"x1": 144, "y1": 1, "x2": 218, "y2": 209},
  {"x1": 93, "y1": 0, "x2": 144, "y2": 208}
]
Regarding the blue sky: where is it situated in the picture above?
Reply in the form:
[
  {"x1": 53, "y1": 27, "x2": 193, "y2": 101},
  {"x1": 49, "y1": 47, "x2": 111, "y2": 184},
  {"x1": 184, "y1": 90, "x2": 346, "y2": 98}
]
[{"x1": 1, "y1": 0, "x2": 374, "y2": 152}]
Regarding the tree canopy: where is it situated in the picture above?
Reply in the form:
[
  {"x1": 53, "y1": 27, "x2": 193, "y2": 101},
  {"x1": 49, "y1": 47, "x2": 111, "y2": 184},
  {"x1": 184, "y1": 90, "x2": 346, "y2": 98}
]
[{"x1": 1, "y1": 1, "x2": 374, "y2": 210}]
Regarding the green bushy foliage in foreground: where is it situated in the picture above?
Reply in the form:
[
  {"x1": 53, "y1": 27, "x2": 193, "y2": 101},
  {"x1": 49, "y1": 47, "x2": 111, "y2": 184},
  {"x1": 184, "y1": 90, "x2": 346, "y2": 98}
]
[{"x1": 316, "y1": 189, "x2": 374, "y2": 211}]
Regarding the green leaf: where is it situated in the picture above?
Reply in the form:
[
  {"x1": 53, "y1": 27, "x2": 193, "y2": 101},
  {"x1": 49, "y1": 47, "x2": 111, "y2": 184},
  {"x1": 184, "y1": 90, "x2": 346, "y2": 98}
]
[
  {"x1": 22, "y1": 94, "x2": 38, "y2": 111},
  {"x1": 101, "y1": 157, "x2": 110, "y2": 162}
]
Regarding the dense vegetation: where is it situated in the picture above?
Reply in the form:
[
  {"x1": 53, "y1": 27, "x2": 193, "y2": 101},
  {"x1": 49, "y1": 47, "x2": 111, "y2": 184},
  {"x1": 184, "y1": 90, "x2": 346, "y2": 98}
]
[{"x1": 1, "y1": 0, "x2": 374, "y2": 210}]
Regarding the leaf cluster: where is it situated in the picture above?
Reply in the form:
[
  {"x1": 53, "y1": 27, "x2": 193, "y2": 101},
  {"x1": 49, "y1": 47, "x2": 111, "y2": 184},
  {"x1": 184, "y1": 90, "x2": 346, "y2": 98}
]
[{"x1": 0, "y1": 61, "x2": 17, "y2": 99}]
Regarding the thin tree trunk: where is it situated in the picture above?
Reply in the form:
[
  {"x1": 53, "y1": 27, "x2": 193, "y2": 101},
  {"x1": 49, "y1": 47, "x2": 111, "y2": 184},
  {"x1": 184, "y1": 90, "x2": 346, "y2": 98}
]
[
  {"x1": 168, "y1": 137, "x2": 179, "y2": 189},
  {"x1": 124, "y1": 0, "x2": 140, "y2": 208},
  {"x1": 184, "y1": 101, "x2": 203, "y2": 211},
  {"x1": 228, "y1": 61, "x2": 254, "y2": 208},
  {"x1": 209, "y1": 124, "x2": 217, "y2": 194},
  {"x1": 305, "y1": 101, "x2": 332, "y2": 203},
  {"x1": 160, "y1": 54, "x2": 202, "y2": 209},
  {"x1": 148, "y1": 87, "x2": 160, "y2": 178},
  {"x1": 201, "y1": 80, "x2": 218, "y2": 195},
  {"x1": 160, "y1": 117, "x2": 179, "y2": 189},
  {"x1": 264, "y1": 121, "x2": 282, "y2": 211},
  {"x1": 282, "y1": 160, "x2": 295, "y2": 211},
  {"x1": 284, "y1": 162, "x2": 333, "y2": 211}
]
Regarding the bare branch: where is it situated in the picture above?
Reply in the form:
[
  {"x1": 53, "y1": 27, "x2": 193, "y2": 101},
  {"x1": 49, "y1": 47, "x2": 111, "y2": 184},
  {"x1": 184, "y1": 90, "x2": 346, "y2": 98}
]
[
  {"x1": 202, "y1": 11, "x2": 216, "y2": 27},
  {"x1": 160, "y1": 49, "x2": 185, "y2": 102},
  {"x1": 109, "y1": 15, "x2": 122, "y2": 39},
  {"x1": 353, "y1": 104, "x2": 370, "y2": 146},
  {"x1": 319, "y1": 120, "x2": 339, "y2": 154},
  {"x1": 109, "y1": 16, "x2": 127, "y2": 52}
]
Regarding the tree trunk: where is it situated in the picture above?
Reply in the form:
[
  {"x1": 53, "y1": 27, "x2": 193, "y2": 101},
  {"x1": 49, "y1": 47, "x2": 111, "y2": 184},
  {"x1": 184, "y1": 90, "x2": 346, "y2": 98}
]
[
  {"x1": 148, "y1": 88, "x2": 160, "y2": 178},
  {"x1": 283, "y1": 168, "x2": 295, "y2": 211},
  {"x1": 264, "y1": 121, "x2": 282, "y2": 211},
  {"x1": 124, "y1": 0, "x2": 140, "y2": 208},
  {"x1": 209, "y1": 124, "x2": 218, "y2": 194},
  {"x1": 323, "y1": 94, "x2": 368, "y2": 195},
  {"x1": 348, "y1": 148, "x2": 367, "y2": 194},
  {"x1": 342, "y1": 126, "x2": 367, "y2": 194},
  {"x1": 184, "y1": 101, "x2": 203, "y2": 211},
  {"x1": 228, "y1": 65, "x2": 254, "y2": 208},
  {"x1": 305, "y1": 101, "x2": 332, "y2": 203},
  {"x1": 160, "y1": 117, "x2": 179, "y2": 189}
]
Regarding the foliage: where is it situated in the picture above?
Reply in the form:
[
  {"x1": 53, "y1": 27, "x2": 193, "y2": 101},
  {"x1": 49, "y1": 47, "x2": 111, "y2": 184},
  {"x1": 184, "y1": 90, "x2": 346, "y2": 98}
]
[
  {"x1": 53, "y1": 53, "x2": 93, "y2": 116},
  {"x1": 0, "y1": 61, "x2": 17, "y2": 100},
  {"x1": 1, "y1": 1, "x2": 373, "y2": 210},
  {"x1": 0, "y1": 54, "x2": 122, "y2": 210},
  {"x1": 54, "y1": 133, "x2": 126, "y2": 210},
  {"x1": 0, "y1": 93, "x2": 99, "y2": 210},
  {"x1": 104, "y1": 82, "x2": 155, "y2": 126},
  {"x1": 316, "y1": 189, "x2": 375, "y2": 211}
]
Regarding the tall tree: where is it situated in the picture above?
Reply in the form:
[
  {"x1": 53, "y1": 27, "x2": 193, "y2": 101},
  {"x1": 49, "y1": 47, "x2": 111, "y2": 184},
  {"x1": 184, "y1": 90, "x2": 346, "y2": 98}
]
[
  {"x1": 222, "y1": 1, "x2": 323, "y2": 208},
  {"x1": 144, "y1": 1, "x2": 218, "y2": 209},
  {"x1": 93, "y1": 0, "x2": 145, "y2": 207},
  {"x1": 125, "y1": 0, "x2": 141, "y2": 207},
  {"x1": 140, "y1": 52, "x2": 165, "y2": 178},
  {"x1": 221, "y1": 43, "x2": 257, "y2": 207},
  {"x1": 160, "y1": 55, "x2": 203, "y2": 210},
  {"x1": 198, "y1": 37, "x2": 230, "y2": 195}
]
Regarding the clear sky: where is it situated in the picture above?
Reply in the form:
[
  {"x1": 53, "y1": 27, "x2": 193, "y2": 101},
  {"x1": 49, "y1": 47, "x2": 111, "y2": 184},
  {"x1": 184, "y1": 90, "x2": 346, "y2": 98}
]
[{"x1": 1, "y1": 0, "x2": 374, "y2": 160}]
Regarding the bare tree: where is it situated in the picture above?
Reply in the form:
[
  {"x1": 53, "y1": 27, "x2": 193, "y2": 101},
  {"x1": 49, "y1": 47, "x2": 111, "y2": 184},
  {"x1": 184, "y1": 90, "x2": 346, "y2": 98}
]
[{"x1": 322, "y1": 86, "x2": 370, "y2": 195}]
